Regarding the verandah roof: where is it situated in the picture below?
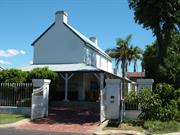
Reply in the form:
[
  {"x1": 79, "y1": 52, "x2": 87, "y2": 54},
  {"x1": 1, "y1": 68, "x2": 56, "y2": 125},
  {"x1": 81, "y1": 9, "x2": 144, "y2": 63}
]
[
  {"x1": 21, "y1": 63, "x2": 100, "y2": 72},
  {"x1": 21, "y1": 63, "x2": 133, "y2": 83}
]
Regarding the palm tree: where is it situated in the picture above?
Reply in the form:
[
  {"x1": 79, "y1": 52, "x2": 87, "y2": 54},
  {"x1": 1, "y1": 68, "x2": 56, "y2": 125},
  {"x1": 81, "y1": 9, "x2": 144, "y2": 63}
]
[
  {"x1": 106, "y1": 34, "x2": 134, "y2": 122},
  {"x1": 141, "y1": 56, "x2": 145, "y2": 72},
  {"x1": 106, "y1": 34, "x2": 133, "y2": 97},
  {"x1": 129, "y1": 46, "x2": 142, "y2": 72}
]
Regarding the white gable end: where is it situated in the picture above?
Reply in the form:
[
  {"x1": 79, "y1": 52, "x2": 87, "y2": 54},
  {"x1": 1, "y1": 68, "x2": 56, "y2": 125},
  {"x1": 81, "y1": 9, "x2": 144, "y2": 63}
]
[
  {"x1": 33, "y1": 22, "x2": 84, "y2": 64},
  {"x1": 32, "y1": 11, "x2": 113, "y2": 73}
]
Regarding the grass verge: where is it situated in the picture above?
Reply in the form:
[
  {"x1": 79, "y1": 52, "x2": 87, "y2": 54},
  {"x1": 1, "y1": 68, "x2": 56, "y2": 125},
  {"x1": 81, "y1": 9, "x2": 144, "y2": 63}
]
[
  {"x1": 0, "y1": 114, "x2": 26, "y2": 125},
  {"x1": 104, "y1": 120, "x2": 180, "y2": 134},
  {"x1": 104, "y1": 120, "x2": 144, "y2": 132},
  {"x1": 144, "y1": 120, "x2": 180, "y2": 134}
]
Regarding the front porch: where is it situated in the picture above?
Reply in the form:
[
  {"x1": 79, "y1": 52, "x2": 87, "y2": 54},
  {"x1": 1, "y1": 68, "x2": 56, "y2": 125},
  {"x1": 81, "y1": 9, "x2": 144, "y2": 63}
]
[{"x1": 52, "y1": 72, "x2": 107, "y2": 102}]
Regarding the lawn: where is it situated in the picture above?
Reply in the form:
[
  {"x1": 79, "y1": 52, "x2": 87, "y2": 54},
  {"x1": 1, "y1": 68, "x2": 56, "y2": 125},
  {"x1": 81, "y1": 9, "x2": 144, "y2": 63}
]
[
  {"x1": 104, "y1": 120, "x2": 180, "y2": 134},
  {"x1": 104, "y1": 120, "x2": 144, "y2": 132},
  {"x1": 0, "y1": 114, "x2": 26, "y2": 125},
  {"x1": 144, "y1": 121, "x2": 180, "y2": 134}
]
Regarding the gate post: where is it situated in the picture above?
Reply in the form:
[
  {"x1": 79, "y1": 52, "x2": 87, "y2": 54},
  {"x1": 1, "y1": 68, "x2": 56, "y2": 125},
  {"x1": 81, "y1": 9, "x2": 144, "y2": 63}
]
[
  {"x1": 100, "y1": 73, "x2": 105, "y2": 123},
  {"x1": 105, "y1": 79, "x2": 121, "y2": 120},
  {"x1": 31, "y1": 79, "x2": 51, "y2": 120},
  {"x1": 137, "y1": 79, "x2": 154, "y2": 91}
]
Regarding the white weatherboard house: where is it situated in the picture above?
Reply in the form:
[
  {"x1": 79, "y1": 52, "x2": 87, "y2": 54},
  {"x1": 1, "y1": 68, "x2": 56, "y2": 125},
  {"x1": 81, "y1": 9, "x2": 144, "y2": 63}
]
[
  {"x1": 21, "y1": 10, "x2": 138, "y2": 122},
  {"x1": 22, "y1": 11, "x2": 132, "y2": 103}
]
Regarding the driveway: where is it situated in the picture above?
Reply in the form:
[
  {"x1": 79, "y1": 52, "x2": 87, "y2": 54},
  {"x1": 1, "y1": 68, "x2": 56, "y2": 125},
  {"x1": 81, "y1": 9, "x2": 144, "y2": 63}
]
[{"x1": 16, "y1": 107, "x2": 100, "y2": 133}]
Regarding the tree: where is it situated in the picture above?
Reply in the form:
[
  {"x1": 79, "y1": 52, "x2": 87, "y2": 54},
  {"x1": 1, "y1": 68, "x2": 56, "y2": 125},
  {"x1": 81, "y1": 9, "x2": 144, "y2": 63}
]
[
  {"x1": 106, "y1": 34, "x2": 135, "y2": 122},
  {"x1": 128, "y1": 0, "x2": 180, "y2": 58},
  {"x1": 106, "y1": 34, "x2": 134, "y2": 97},
  {"x1": 143, "y1": 32, "x2": 180, "y2": 88},
  {"x1": 0, "y1": 69, "x2": 28, "y2": 83},
  {"x1": 129, "y1": 46, "x2": 142, "y2": 72}
]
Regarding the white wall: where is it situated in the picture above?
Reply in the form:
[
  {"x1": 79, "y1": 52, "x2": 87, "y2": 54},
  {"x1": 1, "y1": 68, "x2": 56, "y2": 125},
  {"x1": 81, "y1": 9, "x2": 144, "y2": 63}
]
[
  {"x1": 124, "y1": 110, "x2": 140, "y2": 120},
  {"x1": 33, "y1": 15, "x2": 113, "y2": 74},
  {"x1": 33, "y1": 22, "x2": 84, "y2": 64},
  {"x1": 84, "y1": 47, "x2": 113, "y2": 73}
]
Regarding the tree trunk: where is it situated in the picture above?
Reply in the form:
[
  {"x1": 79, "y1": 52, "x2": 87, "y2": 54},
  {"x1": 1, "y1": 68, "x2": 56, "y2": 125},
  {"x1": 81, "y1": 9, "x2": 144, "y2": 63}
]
[
  {"x1": 154, "y1": 22, "x2": 164, "y2": 58},
  {"x1": 134, "y1": 64, "x2": 136, "y2": 72},
  {"x1": 122, "y1": 60, "x2": 125, "y2": 98},
  {"x1": 120, "y1": 59, "x2": 126, "y2": 122}
]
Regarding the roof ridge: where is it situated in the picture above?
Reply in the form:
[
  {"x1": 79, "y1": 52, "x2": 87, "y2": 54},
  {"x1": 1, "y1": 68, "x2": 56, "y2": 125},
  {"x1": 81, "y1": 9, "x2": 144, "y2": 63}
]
[{"x1": 63, "y1": 23, "x2": 111, "y2": 60}]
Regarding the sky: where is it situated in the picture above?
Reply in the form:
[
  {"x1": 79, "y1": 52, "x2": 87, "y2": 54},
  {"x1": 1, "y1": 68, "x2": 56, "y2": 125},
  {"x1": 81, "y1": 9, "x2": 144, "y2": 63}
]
[{"x1": 0, "y1": 0, "x2": 154, "y2": 71}]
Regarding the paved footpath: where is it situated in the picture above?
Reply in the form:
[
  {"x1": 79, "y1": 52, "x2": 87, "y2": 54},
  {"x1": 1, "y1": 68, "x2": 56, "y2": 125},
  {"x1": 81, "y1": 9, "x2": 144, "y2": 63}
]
[{"x1": 0, "y1": 127, "x2": 91, "y2": 135}]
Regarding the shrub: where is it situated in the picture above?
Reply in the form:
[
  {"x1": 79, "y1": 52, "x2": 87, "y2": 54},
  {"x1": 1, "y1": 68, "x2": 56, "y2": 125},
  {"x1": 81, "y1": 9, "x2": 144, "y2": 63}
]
[
  {"x1": 0, "y1": 69, "x2": 28, "y2": 83},
  {"x1": 26, "y1": 67, "x2": 59, "y2": 101},
  {"x1": 126, "y1": 83, "x2": 179, "y2": 121},
  {"x1": 19, "y1": 98, "x2": 31, "y2": 107},
  {"x1": 26, "y1": 67, "x2": 58, "y2": 82},
  {"x1": 155, "y1": 83, "x2": 175, "y2": 104}
]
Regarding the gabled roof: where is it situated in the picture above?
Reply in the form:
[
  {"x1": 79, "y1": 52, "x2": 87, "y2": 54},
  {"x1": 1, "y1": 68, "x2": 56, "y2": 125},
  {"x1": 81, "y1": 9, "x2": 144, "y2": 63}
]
[
  {"x1": 31, "y1": 22, "x2": 111, "y2": 60},
  {"x1": 31, "y1": 22, "x2": 55, "y2": 46},
  {"x1": 63, "y1": 23, "x2": 111, "y2": 60}
]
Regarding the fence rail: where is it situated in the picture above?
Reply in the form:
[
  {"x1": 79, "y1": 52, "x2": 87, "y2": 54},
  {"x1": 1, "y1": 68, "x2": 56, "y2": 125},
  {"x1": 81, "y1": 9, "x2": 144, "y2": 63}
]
[
  {"x1": 125, "y1": 102, "x2": 139, "y2": 110},
  {"x1": 0, "y1": 83, "x2": 33, "y2": 107}
]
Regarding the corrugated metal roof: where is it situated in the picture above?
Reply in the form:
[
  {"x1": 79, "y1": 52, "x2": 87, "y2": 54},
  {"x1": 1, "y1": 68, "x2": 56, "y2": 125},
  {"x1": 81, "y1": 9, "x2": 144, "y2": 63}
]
[
  {"x1": 21, "y1": 63, "x2": 100, "y2": 72},
  {"x1": 20, "y1": 63, "x2": 133, "y2": 83},
  {"x1": 63, "y1": 23, "x2": 112, "y2": 60}
]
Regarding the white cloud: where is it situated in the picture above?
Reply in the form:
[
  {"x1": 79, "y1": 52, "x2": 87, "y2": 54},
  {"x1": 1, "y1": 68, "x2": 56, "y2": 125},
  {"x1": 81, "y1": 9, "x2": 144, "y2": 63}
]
[
  {"x1": 0, "y1": 59, "x2": 12, "y2": 65},
  {"x1": 20, "y1": 50, "x2": 26, "y2": 55},
  {"x1": 0, "y1": 49, "x2": 26, "y2": 57}
]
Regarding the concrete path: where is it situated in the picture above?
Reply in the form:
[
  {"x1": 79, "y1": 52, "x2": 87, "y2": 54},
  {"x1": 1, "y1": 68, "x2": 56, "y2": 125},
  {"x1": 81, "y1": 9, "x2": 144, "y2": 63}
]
[{"x1": 0, "y1": 127, "x2": 90, "y2": 135}]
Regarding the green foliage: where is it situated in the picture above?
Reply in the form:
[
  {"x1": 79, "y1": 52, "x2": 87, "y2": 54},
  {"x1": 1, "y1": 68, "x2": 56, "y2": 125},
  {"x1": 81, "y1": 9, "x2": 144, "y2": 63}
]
[
  {"x1": 106, "y1": 34, "x2": 142, "y2": 97},
  {"x1": 128, "y1": 0, "x2": 180, "y2": 57},
  {"x1": 26, "y1": 67, "x2": 58, "y2": 101},
  {"x1": 155, "y1": 83, "x2": 175, "y2": 103},
  {"x1": 143, "y1": 32, "x2": 180, "y2": 88},
  {"x1": 125, "y1": 91, "x2": 138, "y2": 103},
  {"x1": 0, "y1": 68, "x2": 59, "y2": 101},
  {"x1": 26, "y1": 67, "x2": 58, "y2": 82},
  {"x1": 0, "y1": 69, "x2": 28, "y2": 83},
  {"x1": 19, "y1": 98, "x2": 31, "y2": 107},
  {"x1": 126, "y1": 83, "x2": 179, "y2": 121},
  {"x1": 129, "y1": 0, "x2": 180, "y2": 88}
]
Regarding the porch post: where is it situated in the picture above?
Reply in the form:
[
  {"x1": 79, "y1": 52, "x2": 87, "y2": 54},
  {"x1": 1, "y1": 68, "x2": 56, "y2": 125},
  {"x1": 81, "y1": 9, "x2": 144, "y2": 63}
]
[
  {"x1": 64, "y1": 73, "x2": 68, "y2": 101},
  {"x1": 100, "y1": 73, "x2": 105, "y2": 122}
]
